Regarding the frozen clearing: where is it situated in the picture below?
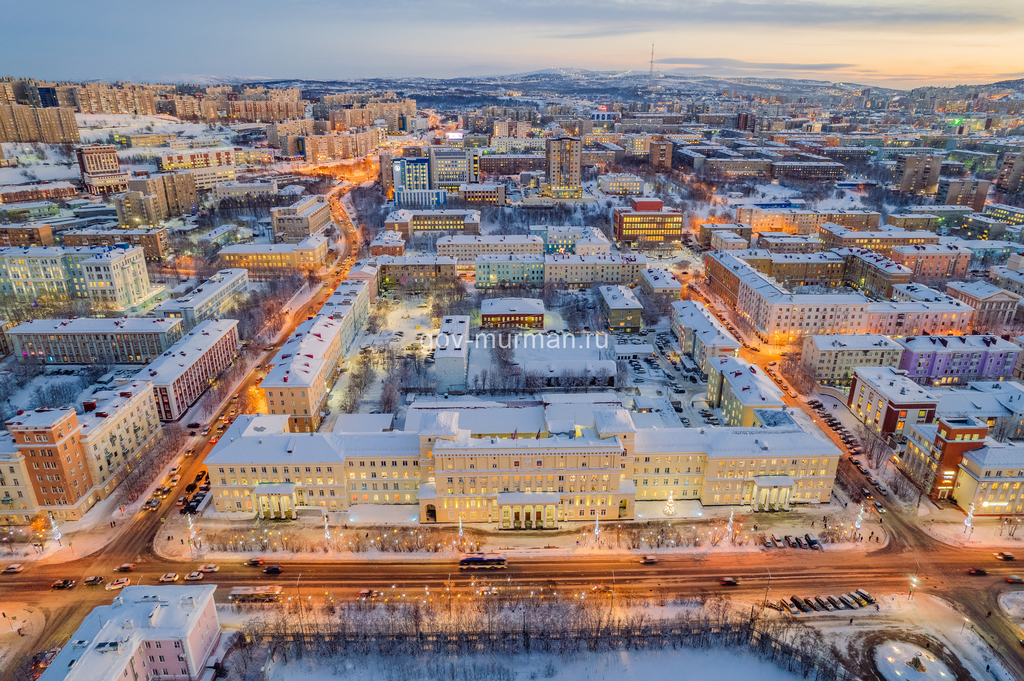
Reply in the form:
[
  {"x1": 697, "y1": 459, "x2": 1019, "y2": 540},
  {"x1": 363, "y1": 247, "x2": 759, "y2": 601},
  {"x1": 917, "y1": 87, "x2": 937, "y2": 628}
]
[
  {"x1": 874, "y1": 641, "x2": 952, "y2": 681},
  {"x1": 268, "y1": 648, "x2": 805, "y2": 681}
]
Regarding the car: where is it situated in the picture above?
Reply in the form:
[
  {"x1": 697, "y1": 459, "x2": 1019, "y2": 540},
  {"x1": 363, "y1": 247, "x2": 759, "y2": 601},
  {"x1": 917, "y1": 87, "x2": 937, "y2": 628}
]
[
  {"x1": 640, "y1": 556, "x2": 658, "y2": 565},
  {"x1": 187, "y1": 422, "x2": 202, "y2": 430},
  {"x1": 877, "y1": 487, "x2": 889, "y2": 497},
  {"x1": 106, "y1": 577, "x2": 131, "y2": 590},
  {"x1": 827, "y1": 595, "x2": 845, "y2": 610},
  {"x1": 795, "y1": 536, "x2": 808, "y2": 549},
  {"x1": 209, "y1": 438, "x2": 218, "y2": 444},
  {"x1": 790, "y1": 596, "x2": 810, "y2": 613},
  {"x1": 84, "y1": 576, "x2": 104, "y2": 586},
  {"x1": 264, "y1": 565, "x2": 284, "y2": 574},
  {"x1": 873, "y1": 501, "x2": 885, "y2": 513},
  {"x1": 996, "y1": 552, "x2": 1016, "y2": 561},
  {"x1": 194, "y1": 473, "x2": 205, "y2": 482},
  {"x1": 115, "y1": 563, "x2": 136, "y2": 572},
  {"x1": 246, "y1": 557, "x2": 265, "y2": 566},
  {"x1": 720, "y1": 577, "x2": 740, "y2": 586},
  {"x1": 815, "y1": 596, "x2": 835, "y2": 612},
  {"x1": 159, "y1": 573, "x2": 179, "y2": 583},
  {"x1": 2, "y1": 563, "x2": 24, "y2": 574},
  {"x1": 838, "y1": 594, "x2": 859, "y2": 609},
  {"x1": 199, "y1": 564, "x2": 220, "y2": 573},
  {"x1": 784, "y1": 535, "x2": 798, "y2": 548},
  {"x1": 772, "y1": 534, "x2": 785, "y2": 549},
  {"x1": 848, "y1": 592, "x2": 867, "y2": 607},
  {"x1": 861, "y1": 487, "x2": 874, "y2": 499},
  {"x1": 51, "y1": 579, "x2": 76, "y2": 589},
  {"x1": 1006, "y1": 575, "x2": 1024, "y2": 583},
  {"x1": 184, "y1": 572, "x2": 204, "y2": 581},
  {"x1": 803, "y1": 597, "x2": 822, "y2": 612},
  {"x1": 143, "y1": 499, "x2": 161, "y2": 511},
  {"x1": 176, "y1": 496, "x2": 188, "y2": 506}
]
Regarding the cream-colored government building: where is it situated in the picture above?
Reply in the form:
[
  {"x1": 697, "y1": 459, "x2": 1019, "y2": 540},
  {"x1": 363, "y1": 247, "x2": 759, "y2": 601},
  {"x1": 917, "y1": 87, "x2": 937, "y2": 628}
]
[{"x1": 206, "y1": 394, "x2": 840, "y2": 527}]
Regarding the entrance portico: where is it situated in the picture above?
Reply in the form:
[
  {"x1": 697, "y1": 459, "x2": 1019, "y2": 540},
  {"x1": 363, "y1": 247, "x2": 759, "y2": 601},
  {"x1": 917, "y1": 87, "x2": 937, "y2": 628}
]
[
  {"x1": 252, "y1": 482, "x2": 298, "y2": 519},
  {"x1": 497, "y1": 492, "x2": 561, "y2": 529},
  {"x1": 750, "y1": 475, "x2": 793, "y2": 512}
]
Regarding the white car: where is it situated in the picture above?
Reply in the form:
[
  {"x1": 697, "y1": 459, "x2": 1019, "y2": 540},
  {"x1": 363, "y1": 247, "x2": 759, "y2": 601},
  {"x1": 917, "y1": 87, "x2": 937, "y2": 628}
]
[
  {"x1": 184, "y1": 572, "x2": 204, "y2": 581},
  {"x1": 159, "y1": 573, "x2": 179, "y2": 583},
  {"x1": 198, "y1": 564, "x2": 220, "y2": 573},
  {"x1": 106, "y1": 577, "x2": 130, "y2": 590},
  {"x1": 2, "y1": 563, "x2": 24, "y2": 573}
]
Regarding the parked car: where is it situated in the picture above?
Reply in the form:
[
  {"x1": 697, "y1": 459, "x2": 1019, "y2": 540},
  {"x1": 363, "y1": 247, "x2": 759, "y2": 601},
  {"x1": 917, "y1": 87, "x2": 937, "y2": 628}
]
[
  {"x1": 838, "y1": 594, "x2": 859, "y2": 609},
  {"x1": 790, "y1": 596, "x2": 810, "y2": 613},
  {"x1": 795, "y1": 536, "x2": 808, "y2": 549},
  {"x1": 784, "y1": 535, "x2": 798, "y2": 548},
  {"x1": 848, "y1": 592, "x2": 867, "y2": 607},
  {"x1": 772, "y1": 535, "x2": 785, "y2": 548},
  {"x1": 815, "y1": 596, "x2": 835, "y2": 612},
  {"x1": 855, "y1": 589, "x2": 876, "y2": 604}
]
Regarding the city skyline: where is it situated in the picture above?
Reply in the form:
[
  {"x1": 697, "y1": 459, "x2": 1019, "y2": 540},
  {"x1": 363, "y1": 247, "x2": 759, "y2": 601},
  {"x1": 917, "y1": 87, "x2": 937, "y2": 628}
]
[{"x1": 2, "y1": 0, "x2": 1022, "y2": 88}]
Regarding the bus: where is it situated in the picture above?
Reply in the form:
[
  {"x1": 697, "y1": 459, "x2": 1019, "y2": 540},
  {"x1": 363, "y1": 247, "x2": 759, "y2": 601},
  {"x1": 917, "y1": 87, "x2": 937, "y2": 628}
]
[
  {"x1": 458, "y1": 553, "x2": 508, "y2": 570},
  {"x1": 228, "y1": 586, "x2": 283, "y2": 603}
]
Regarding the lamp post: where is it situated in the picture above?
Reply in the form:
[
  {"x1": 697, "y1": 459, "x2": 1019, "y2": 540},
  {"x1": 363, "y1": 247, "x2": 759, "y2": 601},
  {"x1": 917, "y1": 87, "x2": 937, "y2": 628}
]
[{"x1": 763, "y1": 566, "x2": 772, "y2": 607}]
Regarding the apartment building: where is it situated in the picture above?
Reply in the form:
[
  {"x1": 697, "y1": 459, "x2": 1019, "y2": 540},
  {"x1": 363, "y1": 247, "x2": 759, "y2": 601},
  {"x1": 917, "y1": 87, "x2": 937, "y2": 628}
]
[
  {"x1": 894, "y1": 154, "x2": 943, "y2": 194},
  {"x1": 458, "y1": 183, "x2": 506, "y2": 205},
  {"x1": 885, "y1": 213, "x2": 940, "y2": 231},
  {"x1": 213, "y1": 179, "x2": 279, "y2": 202},
  {"x1": 480, "y1": 298, "x2": 545, "y2": 329},
  {"x1": 157, "y1": 147, "x2": 235, "y2": 171},
  {"x1": 542, "y1": 253, "x2": 649, "y2": 289},
  {"x1": 801, "y1": 335, "x2": 903, "y2": 386},
  {"x1": 228, "y1": 100, "x2": 303, "y2": 122},
  {"x1": 733, "y1": 207, "x2": 880, "y2": 235},
  {"x1": 436, "y1": 234, "x2": 543, "y2": 262},
  {"x1": 599, "y1": 285, "x2": 642, "y2": 333},
  {"x1": 670, "y1": 300, "x2": 739, "y2": 376},
  {"x1": 76, "y1": 144, "x2": 129, "y2": 195},
  {"x1": 0, "y1": 182, "x2": 76, "y2": 204},
  {"x1": 262, "y1": 316, "x2": 346, "y2": 432},
  {"x1": 729, "y1": 249, "x2": 845, "y2": 289},
  {"x1": 270, "y1": 195, "x2": 332, "y2": 244},
  {"x1": 834, "y1": 248, "x2": 913, "y2": 298},
  {"x1": 435, "y1": 315, "x2": 470, "y2": 393},
  {"x1": 369, "y1": 230, "x2": 406, "y2": 256},
  {"x1": 697, "y1": 223, "x2": 753, "y2": 249},
  {"x1": 959, "y1": 213, "x2": 1008, "y2": 241},
  {"x1": 849, "y1": 367, "x2": 939, "y2": 437},
  {"x1": 529, "y1": 225, "x2": 611, "y2": 255},
  {"x1": 137, "y1": 319, "x2": 239, "y2": 422},
  {"x1": 122, "y1": 171, "x2": 197, "y2": 220},
  {"x1": 706, "y1": 356, "x2": 785, "y2": 427},
  {"x1": 753, "y1": 232, "x2": 821, "y2": 253},
  {"x1": 817, "y1": 224, "x2": 940, "y2": 256},
  {"x1": 938, "y1": 177, "x2": 990, "y2": 213},
  {"x1": 474, "y1": 254, "x2": 546, "y2": 288},
  {"x1": 983, "y1": 203, "x2": 1024, "y2": 226},
  {"x1": 899, "y1": 415, "x2": 989, "y2": 502},
  {"x1": 0, "y1": 105, "x2": 78, "y2": 143},
  {"x1": 945, "y1": 281, "x2": 1021, "y2": 332},
  {"x1": 952, "y1": 440, "x2": 1024, "y2": 515},
  {"x1": 81, "y1": 246, "x2": 154, "y2": 312},
  {"x1": 771, "y1": 161, "x2": 845, "y2": 181},
  {"x1": 995, "y1": 152, "x2": 1024, "y2": 194},
  {"x1": 889, "y1": 243, "x2": 971, "y2": 280},
  {"x1": 989, "y1": 266, "x2": 1024, "y2": 298},
  {"x1": 150, "y1": 269, "x2": 249, "y2": 331},
  {"x1": 38, "y1": 585, "x2": 220, "y2": 681},
  {"x1": 183, "y1": 165, "x2": 236, "y2": 190},
  {"x1": 0, "y1": 223, "x2": 54, "y2": 247},
  {"x1": 597, "y1": 174, "x2": 644, "y2": 195},
  {"x1": 318, "y1": 280, "x2": 371, "y2": 354},
  {"x1": 9, "y1": 317, "x2": 183, "y2": 364},
  {"x1": 0, "y1": 245, "x2": 117, "y2": 300},
  {"x1": 639, "y1": 268, "x2": 683, "y2": 300},
  {"x1": 378, "y1": 255, "x2": 458, "y2": 290},
  {"x1": 62, "y1": 227, "x2": 169, "y2": 261},
  {"x1": 217, "y1": 235, "x2": 329, "y2": 277},
  {"x1": 649, "y1": 139, "x2": 673, "y2": 170},
  {"x1": 612, "y1": 198, "x2": 684, "y2": 246},
  {"x1": 384, "y1": 209, "x2": 481, "y2": 238},
  {"x1": 546, "y1": 136, "x2": 583, "y2": 199},
  {"x1": 494, "y1": 119, "x2": 532, "y2": 137},
  {"x1": 896, "y1": 335, "x2": 1020, "y2": 387}
]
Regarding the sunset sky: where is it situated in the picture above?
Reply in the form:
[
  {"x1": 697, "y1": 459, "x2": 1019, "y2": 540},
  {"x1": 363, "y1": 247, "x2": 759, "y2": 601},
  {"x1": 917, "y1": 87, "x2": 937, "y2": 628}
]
[{"x1": 4, "y1": 0, "x2": 1022, "y2": 88}]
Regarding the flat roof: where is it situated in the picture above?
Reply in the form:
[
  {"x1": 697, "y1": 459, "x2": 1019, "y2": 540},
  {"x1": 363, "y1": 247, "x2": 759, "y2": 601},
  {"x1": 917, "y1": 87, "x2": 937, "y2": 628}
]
[
  {"x1": 710, "y1": 356, "x2": 785, "y2": 407},
  {"x1": 806, "y1": 334, "x2": 901, "y2": 352},
  {"x1": 262, "y1": 316, "x2": 343, "y2": 388},
  {"x1": 896, "y1": 334, "x2": 1019, "y2": 353},
  {"x1": 481, "y1": 298, "x2": 544, "y2": 315},
  {"x1": 135, "y1": 319, "x2": 238, "y2": 385},
  {"x1": 599, "y1": 285, "x2": 642, "y2": 310},
  {"x1": 8, "y1": 317, "x2": 182, "y2": 336},
  {"x1": 438, "y1": 234, "x2": 542, "y2": 245},
  {"x1": 152, "y1": 269, "x2": 248, "y2": 313},
  {"x1": 853, "y1": 367, "x2": 939, "y2": 403},
  {"x1": 79, "y1": 380, "x2": 153, "y2": 438},
  {"x1": 946, "y1": 280, "x2": 1020, "y2": 300}
]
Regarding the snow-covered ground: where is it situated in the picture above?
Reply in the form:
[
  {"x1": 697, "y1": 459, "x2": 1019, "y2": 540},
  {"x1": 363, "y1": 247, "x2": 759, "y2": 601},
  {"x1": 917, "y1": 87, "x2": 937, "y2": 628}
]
[{"x1": 874, "y1": 641, "x2": 952, "y2": 681}]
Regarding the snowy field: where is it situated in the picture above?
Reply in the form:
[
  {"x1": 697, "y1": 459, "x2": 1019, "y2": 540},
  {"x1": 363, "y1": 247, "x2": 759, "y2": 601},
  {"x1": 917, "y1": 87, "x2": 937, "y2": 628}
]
[{"x1": 268, "y1": 648, "x2": 807, "y2": 681}]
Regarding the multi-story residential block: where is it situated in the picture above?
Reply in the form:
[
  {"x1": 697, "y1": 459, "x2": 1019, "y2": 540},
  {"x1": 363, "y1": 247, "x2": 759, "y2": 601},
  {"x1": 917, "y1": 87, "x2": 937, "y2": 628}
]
[
  {"x1": 477, "y1": 152, "x2": 547, "y2": 176},
  {"x1": 697, "y1": 223, "x2": 753, "y2": 249},
  {"x1": 370, "y1": 230, "x2": 406, "y2": 256},
  {"x1": 834, "y1": 248, "x2": 912, "y2": 297},
  {"x1": 0, "y1": 181, "x2": 76, "y2": 204},
  {"x1": 639, "y1": 267, "x2": 683, "y2": 300},
  {"x1": 76, "y1": 144, "x2": 129, "y2": 195},
  {"x1": 529, "y1": 225, "x2": 611, "y2": 255},
  {"x1": 474, "y1": 254, "x2": 546, "y2": 288},
  {"x1": 228, "y1": 100, "x2": 303, "y2": 122},
  {"x1": 150, "y1": 269, "x2": 249, "y2": 331},
  {"x1": 37, "y1": 585, "x2": 221, "y2": 681},
  {"x1": 896, "y1": 333, "x2": 1020, "y2": 386},
  {"x1": 770, "y1": 161, "x2": 845, "y2": 181},
  {"x1": 542, "y1": 253, "x2": 648, "y2": 289},
  {"x1": 945, "y1": 281, "x2": 1021, "y2": 332},
  {"x1": 612, "y1": 198, "x2": 684, "y2": 246},
  {"x1": 182, "y1": 165, "x2": 236, "y2": 190},
  {"x1": 752, "y1": 232, "x2": 821, "y2": 253},
  {"x1": 212, "y1": 179, "x2": 279, "y2": 202},
  {"x1": 138, "y1": 319, "x2": 239, "y2": 422},
  {"x1": 952, "y1": 439, "x2": 1024, "y2": 515},
  {"x1": 157, "y1": 148, "x2": 235, "y2": 170},
  {"x1": 670, "y1": 301, "x2": 739, "y2": 377},
  {"x1": 262, "y1": 315, "x2": 349, "y2": 432},
  {"x1": 599, "y1": 285, "x2": 642, "y2": 333},
  {"x1": 995, "y1": 152, "x2": 1024, "y2": 194},
  {"x1": 62, "y1": 227, "x2": 169, "y2": 261},
  {"x1": 435, "y1": 315, "x2": 470, "y2": 393},
  {"x1": 270, "y1": 195, "x2": 332, "y2": 244},
  {"x1": 889, "y1": 243, "x2": 972, "y2": 280},
  {"x1": 801, "y1": 335, "x2": 903, "y2": 386},
  {"x1": 894, "y1": 154, "x2": 942, "y2": 194},
  {"x1": 958, "y1": 213, "x2": 1008, "y2": 241},
  {"x1": 884, "y1": 213, "x2": 940, "y2": 231},
  {"x1": 9, "y1": 317, "x2": 183, "y2": 364},
  {"x1": 710, "y1": 231, "x2": 749, "y2": 250},
  {"x1": 938, "y1": 177, "x2": 990, "y2": 213},
  {"x1": 649, "y1": 139, "x2": 673, "y2": 170},
  {"x1": 0, "y1": 245, "x2": 118, "y2": 300},
  {"x1": 481, "y1": 298, "x2": 545, "y2": 329},
  {"x1": 217, "y1": 235, "x2": 328, "y2": 277},
  {"x1": 123, "y1": 171, "x2": 197, "y2": 220},
  {"x1": 734, "y1": 207, "x2": 880, "y2": 235},
  {"x1": 384, "y1": 209, "x2": 481, "y2": 238},
  {"x1": 0, "y1": 105, "x2": 78, "y2": 143},
  {"x1": 377, "y1": 255, "x2": 458, "y2": 290},
  {"x1": 706, "y1": 356, "x2": 785, "y2": 426},
  {"x1": 0, "y1": 201, "x2": 60, "y2": 222},
  {"x1": 493, "y1": 119, "x2": 532, "y2": 137},
  {"x1": 457, "y1": 183, "x2": 506, "y2": 205},
  {"x1": 81, "y1": 246, "x2": 154, "y2": 312},
  {"x1": 545, "y1": 136, "x2": 582, "y2": 199},
  {"x1": 729, "y1": 249, "x2": 845, "y2": 289},
  {"x1": 597, "y1": 174, "x2": 644, "y2": 195},
  {"x1": 817, "y1": 224, "x2": 940, "y2": 256},
  {"x1": 0, "y1": 223, "x2": 54, "y2": 247},
  {"x1": 900, "y1": 415, "x2": 988, "y2": 502},
  {"x1": 983, "y1": 203, "x2": 1024, "y2": 226},
  {"x1": 436, "y1": 235, "x2": 543, "y2": 262},
  {"x1": 318, "y1": 280, "x2": 371, "y2": 351},
  {"x1": 989, "y1": 266, "x2": 1024, "y2": 298},
  {"x1": 849, "y1": 366, "x2": 939, "y2": 437}
]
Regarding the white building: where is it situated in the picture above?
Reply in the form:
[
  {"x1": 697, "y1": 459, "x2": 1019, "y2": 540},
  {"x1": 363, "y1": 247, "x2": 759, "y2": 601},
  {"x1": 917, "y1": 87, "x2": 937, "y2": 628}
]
[
  {"x1": 800, "y1": 334, "x2": 904, "y2": 385},
  {"x1": 38, "y1": 586, "x2": 220, "y2": 681},
  {"x1": 599, "y1": 285, "x2": 643, "y2": 333},
  {"x1": 436, "y1": 235, "x2": 544, "y2": 263},
  {"x1": 212, "y1": 179, "x2": 279, "y2": 202},
  {"x1": 435, "y1": 315, "x2": 470, "y2": 394},
  {"x1": 150, "y1": 269, "x2": 249, "y2": 331},
  {"x1": 183, "y1": 166, "x2": 236, "y2": 190},
  {"x1": 81, "y1": 245, "x2": 159, "y2": 312},
  {"x1": 670, "y1": 301, "x2": 739, "y2": 376},
  {"x1": 598, "y1": 173, "x2": 644, "y2": 195}
]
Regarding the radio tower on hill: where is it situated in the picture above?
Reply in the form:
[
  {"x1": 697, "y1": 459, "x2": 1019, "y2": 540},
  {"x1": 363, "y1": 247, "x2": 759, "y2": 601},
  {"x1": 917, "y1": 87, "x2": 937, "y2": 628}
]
[{"x1": 649, "y1": 42, "x2": 655, "y2": 84}]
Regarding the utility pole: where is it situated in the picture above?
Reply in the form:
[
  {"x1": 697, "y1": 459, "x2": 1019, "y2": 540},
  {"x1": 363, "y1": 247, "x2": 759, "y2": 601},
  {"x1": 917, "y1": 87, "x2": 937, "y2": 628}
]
[{"x1": 763, "y1": 566, "x2": 772, "y2": 607}]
